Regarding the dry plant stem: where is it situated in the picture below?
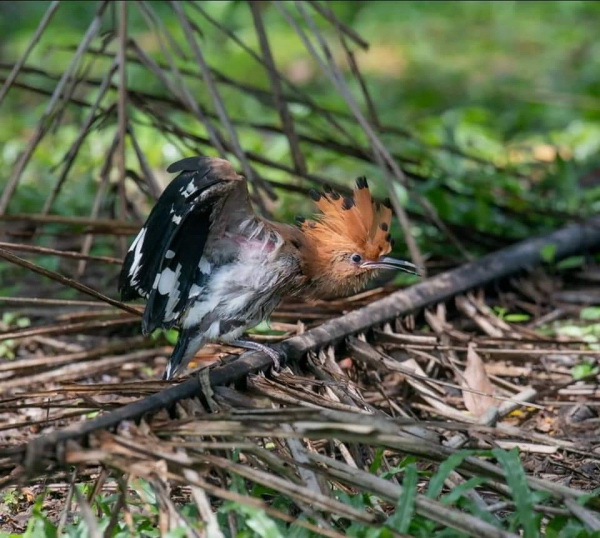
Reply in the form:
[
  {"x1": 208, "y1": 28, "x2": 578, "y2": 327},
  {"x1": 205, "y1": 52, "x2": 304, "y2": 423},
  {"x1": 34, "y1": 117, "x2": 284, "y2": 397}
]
[
  {"x1": 131, "y1": 7, "x2": 227, "y2": 155},
  {"x1": 128, "y1": 123, "x2": 162, "y2": 198},
  {"x1": 188, "y1": 1, "x2": 359, "y2": 146},
  {"x1": 164, "y1": 467, "x2": 346, "y2": 537},
  {"x1": 55, "y1": 469, "x2": 77, "y2": 537},
  {"x1": 51, "y1": 22, "x2": 108, "y2": 131},
  {"x1": 250, "y1": 2, "x2": 307, "y2": 175},
  {"x1": 0, "y1": 297, "x2": 108, "y2": 308},
  {"x1": 564, "y1": 498, "x2": 600, "y2": 531},
  {"x1": 0, "y1": 213, "x2": 137, "y2": 234},
  {"x1": 8, "y1": 44, "x2": 526, "y2": 185},
  {"x1": 347, "y1": 337, "x2": 541, "y2": 411},
  {"x1": 0, "y1": 247, "x2": 141, "y2": 316},
  {"x1": 136, "y1": 1, "x2": 187, "y2": 60},
  {"x1": 116, "y1": 0, "x2": 129, "y2": 258},
  {"x1": 52, "y1": 37, "x2": 496, "y2": 181},
  {"x1": 0, "y1": 318, "x2": 137, "y2": 346},
  {"x1": 0, "y1": 337, "x2": 153, "y2": 393},
  {"x1": 0, "y1": 0, "x2": 109, "y2": 215},
  {"x1": 172, "y1": 1, "x2": 275, "y2": 201},
  {"x1": 91, "y1": 435, "x2": 373, "y2": 530},
  {"x1": 308, "y1": 1, "x2": 369, "y2": 49},
  {"x1": 77, "y1": 131, "x2": 120, "y2": 275},
  {"x1": 41, "y1": 60, "x2": 118, "y2": 217},
  {"x1": 0, "y1": 1, "x2": 60, "y2": 107},
  {"x1": 339, "y1": 34, "x2": 379, "y2": 128},
  {"x1": 161, "y1": 409, "x2": 587, "y2": 499},
  {"x1": 14, "y1": 215, "x2": 600, "y2": 470},
  {"x1": 1, "y1": 40, "x2": 553, "y2": 195},
  {"x1": 0, "y1": 241, "x2": 121, "y2": 264},
  {"x1": 0, "y1": 337, "x2": 148, "y2": 374},
  {"x1": 73, "y1": 487, "x2": 101, "y2": 538}
]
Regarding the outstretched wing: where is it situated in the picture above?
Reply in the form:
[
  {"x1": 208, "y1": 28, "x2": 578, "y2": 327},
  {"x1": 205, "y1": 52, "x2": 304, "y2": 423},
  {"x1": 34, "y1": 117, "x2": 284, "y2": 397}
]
[{"x1": 119, "y1": 156, "x2": 251, "y2": 334}]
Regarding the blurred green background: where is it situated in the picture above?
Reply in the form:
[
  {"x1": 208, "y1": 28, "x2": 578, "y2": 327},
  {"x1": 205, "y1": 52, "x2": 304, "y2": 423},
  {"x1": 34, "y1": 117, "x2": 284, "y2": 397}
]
[{"x1": 1, "y1": 1, "x2": 599, "y2": 264}]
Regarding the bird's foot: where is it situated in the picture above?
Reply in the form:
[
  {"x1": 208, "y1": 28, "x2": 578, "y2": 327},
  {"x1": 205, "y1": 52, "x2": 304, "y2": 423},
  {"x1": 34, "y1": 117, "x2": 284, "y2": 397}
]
[{"x1": 230, "y1": 339, "x2": 283, "y2": 371}]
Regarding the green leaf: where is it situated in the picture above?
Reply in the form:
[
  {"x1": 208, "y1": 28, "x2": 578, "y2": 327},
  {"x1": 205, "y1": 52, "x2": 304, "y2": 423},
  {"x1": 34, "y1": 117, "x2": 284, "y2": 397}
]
[
  {"x1": 381, "y1": 455, "x2": 418, "y2": 479},
  {"x1": 576, "y1": 488, "x2": 600, "y2": 509},
  {"x1": 571, "y1": 362, "x2": 599, "y2": 380},
  {"x1": 16, "y1": 317, "x2": 31, "y2": 328},
  {"x1": 426, "y1": 450, "x2": 473, "y2": 499},
  {"x1": 581, "y1": 307, "x2": 600, "y2": 321},
  {"x1": 150, "y1": 329, "x2": 179, "y2": 345},
  {"x1": 492, "y1": 448, "x2": 539, "y2": 538},
  {"x1": 164, "y1": 528, "x2": 190, "y2": 538},
  {"x1": 246, "y1": 511, "x2": 284, "y2": 538},
  {"x1": 164, "y1": 329, "x2": 179, "y2": 345},
  {"x1": 392, "y1": 182, "x2": 409, "y2": 206},
  {"x1": 493, "y1": 306, "x2": 507, "y2": 319},
  {"x1": 386, "y1": 463, "x2": 418, "y2": 533},
  {"x1": 557, "y1": 325, "x2": 585, "y2": 338},
  {"x1": 440, "y1": 476, "x2": 487, "y2": 505},
  {"x1": 369, "y1": 447, "x2": 384, "y2": 473},
  {"x1": 540, "y1": 243, "x2": 557, "y2": 263},
  {"x1": 504, "y1": 313, "x2": 531, "y2": 322},
  {"x1": 227, "y1": 504, "x2": 283, "y2": 538},
  {"x1": 556, "y1": 256, "x2": 585, "y2": 270},
  {"x1": 247, "y1": 320, "x2": 286, "y2": 336}
]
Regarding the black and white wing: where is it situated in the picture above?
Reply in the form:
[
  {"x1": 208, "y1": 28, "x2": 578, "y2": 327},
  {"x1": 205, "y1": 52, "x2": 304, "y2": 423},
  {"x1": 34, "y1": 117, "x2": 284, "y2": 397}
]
[{"x1": 118, "y1": 156, "x2": 251, "y2": 334}]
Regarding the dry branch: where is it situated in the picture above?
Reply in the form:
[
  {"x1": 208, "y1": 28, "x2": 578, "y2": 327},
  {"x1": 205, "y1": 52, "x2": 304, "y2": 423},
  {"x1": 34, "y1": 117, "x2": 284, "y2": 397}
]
[
  {"x1": 0, "y1": 1, "x2": 109, "y2": 214},
  {"x1": 0, "y1": 1, "x2": 60, "y2": 107},
  {"x1": 0, "y1": 247, "x2": 140, "y2": 316},
  {"x1": 250, "y1": 2, "x2": 307, "y2": 175}
]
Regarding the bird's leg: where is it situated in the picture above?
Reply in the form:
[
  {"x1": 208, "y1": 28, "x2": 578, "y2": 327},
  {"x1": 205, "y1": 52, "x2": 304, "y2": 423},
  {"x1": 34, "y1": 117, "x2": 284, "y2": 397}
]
[{"x1": 230, "y1": 339, "x2": 282, "y2": 371}]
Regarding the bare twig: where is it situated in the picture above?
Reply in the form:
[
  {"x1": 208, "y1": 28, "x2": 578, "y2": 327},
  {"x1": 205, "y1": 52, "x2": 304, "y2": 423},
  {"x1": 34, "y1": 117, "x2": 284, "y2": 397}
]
[
  {"x1": 171, "y1": 1, "x2": 276, "y2": 201},
  {"x1": 0, "y1": 1, "x2": 109, "y2": 214},
  {"x1": 308, "y1": 1, "x2": 369, "y2": 50},
  {"x1": 134, "y1": 2, "x2": 227, "y2": 155},
  {"x1": 250, "y1": 3, "x2": 307, "y2": 175},
  {"x1": 0, "y1": 241, "x2": 121, "y2": 264},
  {"x1": 116, "y1": 1, "x2": 129, "y2": 258},
  {"x1": 77, "y1": 131, "x2": 121, "y2": 275},
  {"x1": 0, "y1": 247, "x2": 140, "y2": 316},
  {"x1": 42, "y1": 61, "x2": 119, "y2": 217},
  {"x1": 0, "y1": 1, "x2": 61, "y2": 107}
]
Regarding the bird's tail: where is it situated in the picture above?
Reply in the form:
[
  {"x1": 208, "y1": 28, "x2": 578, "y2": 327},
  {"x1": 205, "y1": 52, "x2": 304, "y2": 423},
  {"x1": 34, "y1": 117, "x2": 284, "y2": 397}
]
[{"x1": 163, "y1": 328, "x2": 204, "y2": 380}]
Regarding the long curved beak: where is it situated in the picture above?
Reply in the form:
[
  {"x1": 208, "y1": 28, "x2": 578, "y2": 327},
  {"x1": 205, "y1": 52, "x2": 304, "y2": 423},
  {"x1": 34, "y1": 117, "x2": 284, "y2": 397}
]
[{"x1": 361, "y1": 256, "x2": 419, "y2": 275}]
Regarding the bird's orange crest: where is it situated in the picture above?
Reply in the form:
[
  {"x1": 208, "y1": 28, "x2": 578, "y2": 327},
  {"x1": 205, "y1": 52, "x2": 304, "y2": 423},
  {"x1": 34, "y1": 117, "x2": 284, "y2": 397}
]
[{"x1": 299, "y1": 178, "x2": 394, "y2": 265}]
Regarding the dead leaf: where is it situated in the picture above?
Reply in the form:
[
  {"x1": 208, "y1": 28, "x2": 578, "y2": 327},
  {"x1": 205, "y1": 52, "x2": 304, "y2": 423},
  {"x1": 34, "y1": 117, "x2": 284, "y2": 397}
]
[{"x1": 462, "y1": 343, "x2": 501, "y2": 417}]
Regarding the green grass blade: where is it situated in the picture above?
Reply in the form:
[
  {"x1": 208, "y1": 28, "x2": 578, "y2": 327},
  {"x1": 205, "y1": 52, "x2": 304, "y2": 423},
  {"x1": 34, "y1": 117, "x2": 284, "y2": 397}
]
[
  {"x1": 440, "y1": 476, "x2": 487, "y2": 505},
  {"x1": 426, "y1": 450, "x2": 472, "y2": 499},
  {"x1": 492, "y1": 448, "x2": 539, "y2": 538},
  {"x1": 387, "y1": 463, "x2": 418, "y2": 533}
]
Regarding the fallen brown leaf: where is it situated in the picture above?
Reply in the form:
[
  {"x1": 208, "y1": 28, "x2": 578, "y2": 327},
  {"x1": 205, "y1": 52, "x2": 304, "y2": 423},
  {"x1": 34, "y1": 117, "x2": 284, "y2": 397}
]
[{"x1": 462, "y1": 343, "x2": 501, "y2": 417}]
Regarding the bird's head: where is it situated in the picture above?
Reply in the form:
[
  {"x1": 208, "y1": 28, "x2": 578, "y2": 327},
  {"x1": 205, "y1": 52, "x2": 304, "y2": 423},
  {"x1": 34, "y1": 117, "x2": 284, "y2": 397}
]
[{"x1": 298, "y1": 177, "x2": 418, "y2": 297}]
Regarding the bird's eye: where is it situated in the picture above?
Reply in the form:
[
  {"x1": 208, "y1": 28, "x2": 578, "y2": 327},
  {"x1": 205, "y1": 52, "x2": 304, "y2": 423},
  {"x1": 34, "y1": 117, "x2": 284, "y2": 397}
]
[{"x1": 350, "y1": 253, "x2": 363, "y2": 264}]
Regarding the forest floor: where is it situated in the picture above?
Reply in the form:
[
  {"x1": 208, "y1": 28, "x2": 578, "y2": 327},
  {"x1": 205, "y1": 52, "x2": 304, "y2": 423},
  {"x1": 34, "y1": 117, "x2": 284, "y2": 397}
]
[{"x1": 1, "y1": 260, "x2": 599, "y2": 536}]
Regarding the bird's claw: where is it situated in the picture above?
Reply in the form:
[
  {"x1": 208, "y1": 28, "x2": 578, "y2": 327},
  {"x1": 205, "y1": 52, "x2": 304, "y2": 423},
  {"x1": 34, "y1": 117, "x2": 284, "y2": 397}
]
[
  {"x1": 264, "y1": 347, "x2": 282, "y2": 372},
  {"x1": 230, "y1": 339, "x2": 283, "y2": 372}
]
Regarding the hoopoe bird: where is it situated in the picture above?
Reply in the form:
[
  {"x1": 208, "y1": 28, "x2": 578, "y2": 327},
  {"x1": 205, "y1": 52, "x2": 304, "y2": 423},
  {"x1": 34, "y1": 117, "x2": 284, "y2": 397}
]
[{"x1": 119, "y1": 156, "x2": 417, "y2": 380}]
